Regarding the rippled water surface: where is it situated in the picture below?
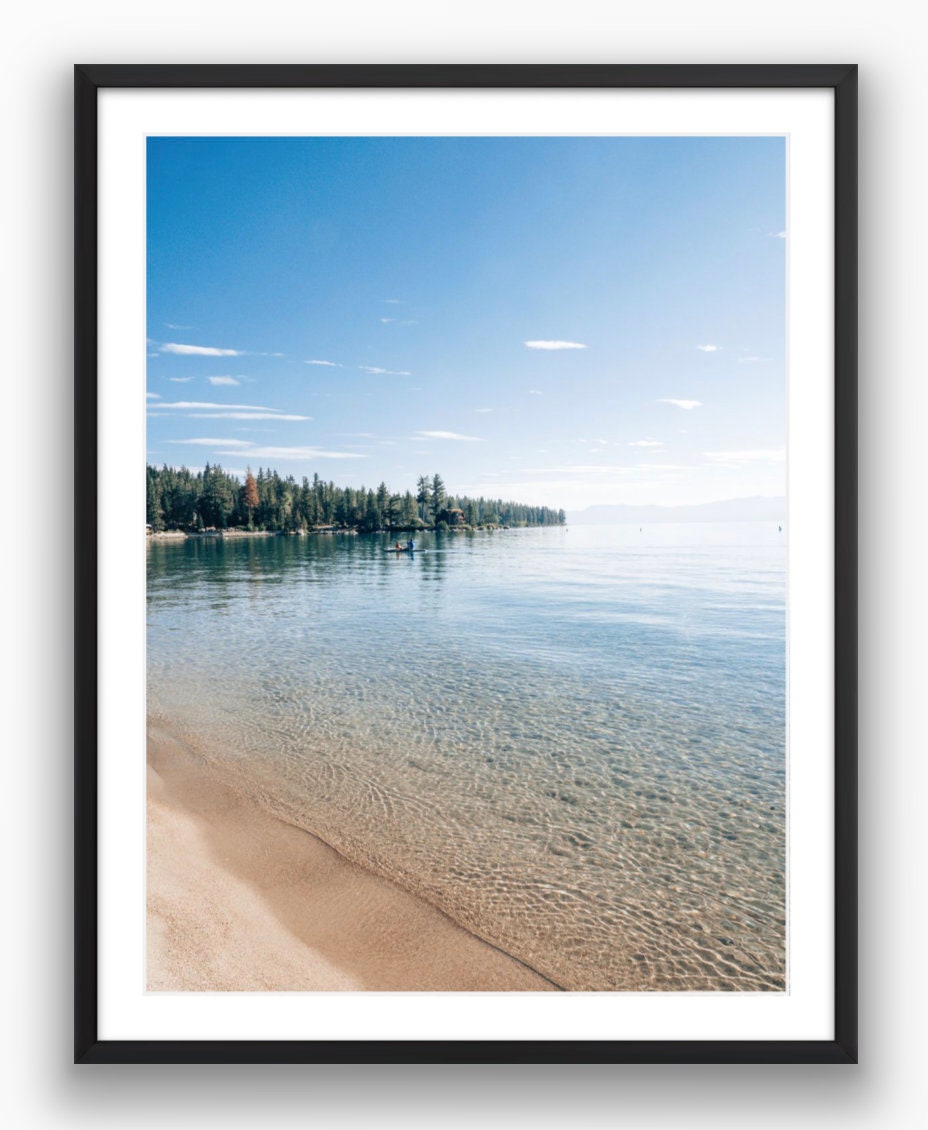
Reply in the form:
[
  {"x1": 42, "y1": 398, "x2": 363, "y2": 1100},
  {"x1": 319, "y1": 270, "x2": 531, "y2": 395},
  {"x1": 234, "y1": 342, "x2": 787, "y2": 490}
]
[{"x1": 147, "y1": 523, "x2": 786, "y2": 991}]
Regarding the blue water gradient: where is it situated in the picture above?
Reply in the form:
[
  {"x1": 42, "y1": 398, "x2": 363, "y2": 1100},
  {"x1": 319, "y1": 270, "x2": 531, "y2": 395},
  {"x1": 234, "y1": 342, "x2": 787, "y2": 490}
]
[{"x1": 147, "y1": 523, "x2": 786, "y2": 991}]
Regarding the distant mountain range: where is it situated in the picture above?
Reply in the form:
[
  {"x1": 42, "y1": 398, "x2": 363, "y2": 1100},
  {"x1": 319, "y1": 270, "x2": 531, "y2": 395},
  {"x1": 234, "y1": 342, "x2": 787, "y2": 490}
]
[{"x1": 567, "y1": 496, "x2": 787, "y2": 525}]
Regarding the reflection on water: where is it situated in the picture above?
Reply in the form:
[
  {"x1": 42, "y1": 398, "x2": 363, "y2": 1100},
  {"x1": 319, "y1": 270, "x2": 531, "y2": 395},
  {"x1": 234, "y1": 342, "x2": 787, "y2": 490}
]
[{"x1": 147, "y1": 524, "x2": 786, "y2": 991}]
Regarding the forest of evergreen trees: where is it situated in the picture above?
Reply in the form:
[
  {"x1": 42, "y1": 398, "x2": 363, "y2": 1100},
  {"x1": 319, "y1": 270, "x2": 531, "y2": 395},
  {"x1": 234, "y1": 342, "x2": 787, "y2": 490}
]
[{"x1": 146, "y1": 464, "x2": 566, "y2": 533}]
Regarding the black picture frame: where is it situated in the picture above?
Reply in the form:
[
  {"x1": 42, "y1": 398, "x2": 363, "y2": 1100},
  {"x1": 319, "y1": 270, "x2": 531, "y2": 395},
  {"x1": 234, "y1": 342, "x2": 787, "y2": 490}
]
[{"x1": 74, "y1": 63, "x2": 857, "y2": 1065}]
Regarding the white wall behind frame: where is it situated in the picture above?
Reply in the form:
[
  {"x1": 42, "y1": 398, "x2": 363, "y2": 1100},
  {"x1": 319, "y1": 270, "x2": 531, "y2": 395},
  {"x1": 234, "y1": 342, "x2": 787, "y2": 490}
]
[{"x1": 0, "y1": 1, "x2": 911, "y2": 1127}]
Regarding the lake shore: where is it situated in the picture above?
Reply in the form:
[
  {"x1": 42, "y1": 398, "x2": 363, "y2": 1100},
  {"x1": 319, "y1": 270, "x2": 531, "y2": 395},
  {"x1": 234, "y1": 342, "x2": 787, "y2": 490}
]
[{"x1": 147, "y1": 723, "x2": 557, "y2": 992}]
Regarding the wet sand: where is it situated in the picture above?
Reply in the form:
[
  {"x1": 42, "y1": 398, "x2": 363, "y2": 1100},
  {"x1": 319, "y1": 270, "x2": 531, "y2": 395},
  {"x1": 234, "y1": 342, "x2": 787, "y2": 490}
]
[{"x1": 147, "y1": 726, "x2": 557, "y2": 991}]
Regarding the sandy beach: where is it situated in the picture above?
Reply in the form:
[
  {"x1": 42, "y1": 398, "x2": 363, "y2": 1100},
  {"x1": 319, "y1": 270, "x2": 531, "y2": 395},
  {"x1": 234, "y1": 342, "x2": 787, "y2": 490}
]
[{"x1": 147, "y1": 725, "x2": 557, "y2": 991}]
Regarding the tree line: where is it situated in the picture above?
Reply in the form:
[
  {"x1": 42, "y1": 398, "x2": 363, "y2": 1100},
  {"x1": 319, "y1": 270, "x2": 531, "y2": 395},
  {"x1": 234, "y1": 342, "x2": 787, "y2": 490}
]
[{"x1": 146, "y1": 464, "x2": 566, "y2": 533}]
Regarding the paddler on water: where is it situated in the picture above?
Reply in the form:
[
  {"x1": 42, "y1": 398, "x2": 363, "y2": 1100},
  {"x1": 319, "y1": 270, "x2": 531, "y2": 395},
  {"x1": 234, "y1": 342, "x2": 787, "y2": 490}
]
[{"x1": 407, "y1": 538, "x2": 415, "y2": 552}]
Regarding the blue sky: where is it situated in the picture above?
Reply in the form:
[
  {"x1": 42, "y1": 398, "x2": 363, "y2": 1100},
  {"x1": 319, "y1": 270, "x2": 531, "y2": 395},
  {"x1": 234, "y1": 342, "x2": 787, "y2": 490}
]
[{"x1": 147, "y1": 136, "x2": 785, "y2": 510}]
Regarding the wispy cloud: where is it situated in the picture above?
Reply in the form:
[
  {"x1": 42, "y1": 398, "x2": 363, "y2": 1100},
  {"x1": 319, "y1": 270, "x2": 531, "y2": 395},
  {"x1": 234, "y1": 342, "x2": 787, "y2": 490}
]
[
  {"x1": 164, "y1": 322, "x2": 194, "y2": 330},
  {"x1": 383, "y1": 298, "x2": 401, "y2": 304},
  {"x1": 165, "y1": 437, "x2": 365, "y2": 461},
  {"x1": 528, "y1": 390, "x2": 544, "y2": 396},
  {"x1": 207, "y1": 376, "x2": 241, "y2": 386},
  {"x1": 416, "y1": 430, "x2": 485, "y2": 442},
  {"x1": 524, "y1": 340, "x2": 587, "y2": 350},
  {"x1": 520, "y1": 464, "x2": 635, "y2": 475},
  {"x1": 359, "y1": 366, "x2": 411, "y2": 376},
  {"x1": 380, "y1": 318, "x2": 395, "y2": 324},
  {"x1": 305, "y1": 359, "x2": 341, "y2": 367},
  {"x1": 161, "y1": 342, "x2": 243, "y2": 357},
  {"x1": 146, "y1": 392, "x2": 161, "y2": 399},
  {"x1": 737, "y1": 355, "x2": 763, "y2": 364},
  {"x1": 696, "y1": 344, "x2": 722, "y2": 353},
  {"x1": 658, "y1": 398, "x2": 702, "y2": 411},
  {"x1": 704, "y1": 448, "x2": 785, "y2": 464},
  {"x1": 215, "y1": 445, "x2": 365, "y2": 460},
  {"x1": 474, "y1": 408, "x2": 493, "y2": 413},
  {"x1": 186, "y1": 412, "x2": 311, "y2": 421},
  {"x1": 629, "y1": 439, "x2": 663, "y2": 447},
  {"x1": 770, "y1": 231, "x2": 787, "y2": 239},
  {"x1": 169, "y1": 437, "x2": 254, "y2": 447},
  {"x1": 157, "y1": 401, "x2": 276, "y2": 411},
  {"x1": 168, "y1": 376, "x2": 195, "y2": 383}
]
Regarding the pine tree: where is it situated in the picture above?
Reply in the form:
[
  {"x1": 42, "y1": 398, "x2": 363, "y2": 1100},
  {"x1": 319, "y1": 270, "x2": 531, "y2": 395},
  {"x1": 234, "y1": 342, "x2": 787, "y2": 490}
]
[
  {"x1": 146, "y1": 469, "x2": 164, "y2": 531},
  {"x1": 430, "y1": 473, "x2": 446, "y2": 525},
  {"x1": 376, "y1": 481, "x2": 390, "y2": 527},
  {"x1": 401, "y1": 491, "x2": 419, "y2": 527},
  {"x1": 242, "y1": 469, "x2": 259, "y2": 529},
  {"x1": 362, "y1": 489, "x2": 382, "y2": 532},
  {"x1": 416, "y1": 475, "x2": 430, "y2": 524},
  {"x1": 387, "y1": 493, "x2": 403, "y2": 528}
]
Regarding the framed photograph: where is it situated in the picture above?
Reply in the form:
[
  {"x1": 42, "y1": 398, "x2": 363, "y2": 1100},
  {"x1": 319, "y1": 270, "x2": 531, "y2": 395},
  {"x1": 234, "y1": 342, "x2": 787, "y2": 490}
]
[{"x1": 75, "y1": 64, "x2": 857, "y2": 1064}]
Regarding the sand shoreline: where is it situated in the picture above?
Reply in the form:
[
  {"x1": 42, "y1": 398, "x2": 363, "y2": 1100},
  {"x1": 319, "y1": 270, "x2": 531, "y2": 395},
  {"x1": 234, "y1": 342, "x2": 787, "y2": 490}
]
[{"x1": 147, "y1": 724, "x2": 557, "y2": 992}]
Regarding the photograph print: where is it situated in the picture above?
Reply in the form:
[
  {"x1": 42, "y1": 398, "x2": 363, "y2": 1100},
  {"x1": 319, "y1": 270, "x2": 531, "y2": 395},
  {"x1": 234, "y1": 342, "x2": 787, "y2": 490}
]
[{"x1": 145, "y1": 135, "x2": 787, "y2": 993}]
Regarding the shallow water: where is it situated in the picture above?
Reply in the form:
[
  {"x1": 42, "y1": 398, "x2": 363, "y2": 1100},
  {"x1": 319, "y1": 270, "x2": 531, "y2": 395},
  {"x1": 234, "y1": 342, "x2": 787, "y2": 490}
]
[{"x1": 147, "y1": 523, "x2": 786, "y2": 991}]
